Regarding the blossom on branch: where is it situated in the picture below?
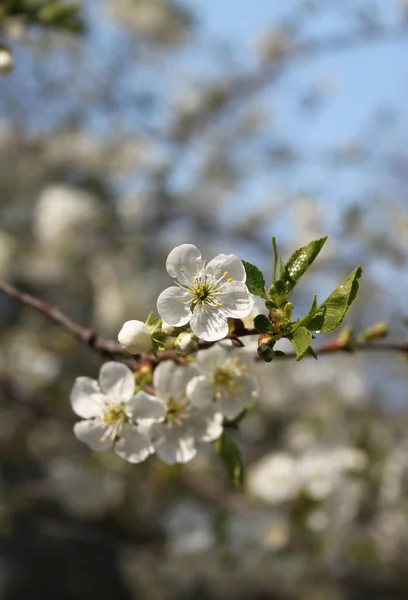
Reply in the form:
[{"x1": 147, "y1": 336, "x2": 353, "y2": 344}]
[
  {"x1": 157, "y1": 244, "x2": 254, "y2": 342},
  {"x1": 187, "y1": 344, "x2": 259, "y2": 419},
  {"x1": 118, "y1": 319, "x2": 152, "y2": 354},
  {"x1": 149, "y1": 361, "x2": 224, "y2": 464},
  {"x1": 71, "y1": 362, "x2": 166, "y2": 463}
]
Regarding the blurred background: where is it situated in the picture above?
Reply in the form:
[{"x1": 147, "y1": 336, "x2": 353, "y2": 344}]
[{"x1": 0, "y1": 0, "x2": 408, "y2": 598}]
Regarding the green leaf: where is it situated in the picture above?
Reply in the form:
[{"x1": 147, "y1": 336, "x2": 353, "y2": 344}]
[
  {"x1": 272, "y1": 237, "x2": 279, "y2": 283},
  {"x1": 145, "y1": 312, "x2": 162, "y2": 334},
  {"x1": 253, "y1": 314, "x2": 272, "y2": 333},
  {"x1": 213, "y1": 432, "x2": 244, "y2": 489},
  {"x1": 290, "y1": 326, "x2": 312, "y2": 361},
  {"x1": 283, "y1": 237, "x2": 328, "y2": 287},
  {"x1": 306, "y1": 266, "x2": 362, "y2": 334},
  {"x1": 278, "y1": 257, "x2": 286, "y2": 280},
  {"x1": 242, "y1": 261, "x2": 266, "y2": 299}
]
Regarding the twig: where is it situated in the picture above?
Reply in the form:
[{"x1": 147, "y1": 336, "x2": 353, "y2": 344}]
[
  {"x1": 0, "y1": 280, "x2": 125, "y2": 357},
  {"x1": 1, "y1": 279, "x2": 408, "y2": 365}
]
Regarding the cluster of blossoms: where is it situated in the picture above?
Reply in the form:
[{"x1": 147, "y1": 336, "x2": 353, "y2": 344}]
[{"x1": 71, "y1": 244, "x2": 258, "y2": 464}]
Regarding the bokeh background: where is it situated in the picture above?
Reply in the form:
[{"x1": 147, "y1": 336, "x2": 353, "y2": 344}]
[{"x1": 1, "y1": 1, "x2": 408, "y2": 598}]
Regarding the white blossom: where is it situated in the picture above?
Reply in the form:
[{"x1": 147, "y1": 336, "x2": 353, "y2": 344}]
[
  {"x1": 186, "y1": 344, "x2": 258, "y2": 420},
  {"x1": 71, "y1": 362, "x2": 166, "y2": 463},
  {"x1": 34, "y1": 185, "x2": 99, "y2": 247},
  {"x1": 246, "y1": 452, "x2": 300, "y2": 505},
  {"x1": 149, "y1": 361, "x2": 223, "y2": 464},
  {"x1": 157, "y1": 244, "x2": 254, "y2": 342},
  {"x1": 118, "y1": 320, "x2": 151, "y2": 354},
  {"x1": 174, "y1": 331, "x2": 198, "y2": 354}
]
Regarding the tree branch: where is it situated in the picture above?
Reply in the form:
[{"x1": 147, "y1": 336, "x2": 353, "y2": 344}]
[
  {"x1": 0, "y1": 280, "x2": 125, "y2": 357},
  {"x1": 0, "y1": 279, "x2": 407, "y2": 365}
]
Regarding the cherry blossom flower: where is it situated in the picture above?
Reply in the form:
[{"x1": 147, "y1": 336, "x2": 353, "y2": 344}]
[
  {"x1": 71, "y1": 362, "x2": 166, "y2": 463},
  {"x1": 149, "y1": 360, "x2": 223, "y2": 464},
  {"x1": 118, "y1": 319, "x2": 151, "y2": 354},
  {"x1": 186, "y1": 344, "x2": 258, "y2": 420},
  {"x1": 157, "y1": 244, "x2": 254, "y2": 342}
]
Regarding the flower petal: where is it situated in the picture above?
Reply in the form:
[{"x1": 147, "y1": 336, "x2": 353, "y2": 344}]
[
  {"x1": 166, "y1": 244, "x2": 202, "y2": 282},
  {"x1": 219, "y1": 281, "x2": 255, "y2": 319},
  {"x1": 186, "y1": 375, "x2": 214, "y2": 409},
  {"x1": 73, "y1": 419, "x2": 112, "y2": 452},
  {"x1": 114, "y1": 424, "x2": 154, "y2": 463},
  {"x1": 215, "y1": 393, "x2": 249, "y2": 420},
  {"x1": 188, "y1": 408, "x2": 223, "y2": 442},
  {"x1": 171, "y1": 364, "x2": 198, "y2": 399},
  {"x1": 206, "y1": 254, "x2": 246, "y2": 283},
  {"x1": 157, "y1": 286, "x2": 191, "y2": 327},
  {"x1": 70, "y1": 377, "x2": 105, "y2": 419},
  {"x1": 98, "y1": 362, "x2": 135, "y2": 402},
  {"x1": 190, "y1": 305, "x2": 229, "y2": 342},
  {"x1": 127, "y1": 391, "x2": 166, "y2": 423},
  {"x1": 153, "y1": 360, "x2": 177, "y2": 400},
  {"x1": 195, "y1": 344, "x2": 228, "y2": 374},
  {"x1": 152, "y1": 424, "x2": 197, "y2": 464}
]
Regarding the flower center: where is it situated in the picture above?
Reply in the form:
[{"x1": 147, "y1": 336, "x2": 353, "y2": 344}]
[
  {"x1": 191, "y1": 281, "x2": 216, "y2": 305},
  {"x1": 212, "y1": 358, "x2": 248, "y2": 401},
  {"x1": 213, "y1": 368, "x2": 234, "y2": 387},
  {"x1": 102, "y1": 403, "x2": 128, "y2": 440},
  {"x1": 175, "y1": 262, "x2": 233, "y2": 310},
  {"x1": 166, "y1": 398, "x2": 188, "y2": 426}
]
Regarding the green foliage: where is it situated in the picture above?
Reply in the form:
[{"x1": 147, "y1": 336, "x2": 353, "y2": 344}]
[
  {"x1": 0, "y1": 0, "x2": 84, "y2": 33},
  {"x1": 304, "y1": 267, "x2": 363, "y2": 333},
  {"x1": 253, "y1": 314, "x2": 272, "y2": 333},
  {"x1": 213, "y1": 432, "x2": 244, "y2": 489},
  {"x1": 145, "y1": 312, "x2": 162, "y2": 334},
  {"x1": 289, "y1": 326, "x2": 313, "y2": 361},
  {"x1": 242, "y1": 260, "x2": 266, "y2": 299},
  {"x1": 282, "y1": 237, "x2": 328, "y2": 288}
]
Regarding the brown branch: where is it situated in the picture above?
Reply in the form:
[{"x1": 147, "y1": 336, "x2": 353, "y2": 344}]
[
  {"x1": 1, "y1": 279, "x2": 408, "y2": 365},
  {"x1": 0, "y1": 280, "x2": 125, "y2": 357}
]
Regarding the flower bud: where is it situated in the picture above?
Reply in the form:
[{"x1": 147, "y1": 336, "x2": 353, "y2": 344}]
[
  {"x1": 161, "y1": 320, "x2": 175, "y2": 335},
  {"x1": 118, "y1": 320, "x2": 151, "y2": 354},
  {"x1": 174, "y1": 332, "x2": 198, "y2": 354},
  {"x1": 360, "y1": 322, "x2": 388, "y2": 341}
]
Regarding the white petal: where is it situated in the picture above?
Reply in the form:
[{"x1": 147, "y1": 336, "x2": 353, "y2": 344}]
[
  {"x1": 206, "y1": 254, "x2": 246, "y2": 283},
  {"x1": 114, "y1": 424, "x2": 154, "y2": 463},
  {"x1": 190, "y1": 305, "x2": 229, "y2": 342},
  {"x1": 70, "y1": 377, "x2": 105, "y2": 419},
  {"x1": 166, "y1": 244, "x2": 202, "y2": 282},
  {"x1": 188, "y1": 408, "x2": 223, "y2": 442},
  {"x1": 73, "y1": 419, "x2": 112, "y2": 452},
  {"x1": 196, "y1": 344, "x2": 228, "y2": 374},
  {"x1": 118, "y1": 320, "x2": 151, "y2": 354},
  {"x1": 153, "y1": 360, "x2": 177, "y2": 400},
  {"x1": 98, "y1": 362, "x2": 135, "y2": 402},
  {"x1": 157, "y1": 286, "x2": 191, "y2": 327},
  {"x1": 170, "y1": 364, "x2": 198, "y2": 399},
  {"x1": 215, "y1": 393, "x2": 248, "y2": 420},
  {"x1": 219, "y1": 281, "x2": 255, "y2": 319},
  {"x1": 153, "y1": 425, "x2": 197, "y2": 464},
  {"x1": 127, "y1": 391, "x2": 166, "y2": 423},
  {"x1": 186, "y1": 375, "x2": 214, "y2": 409},
  {"x1": 242, "y1": 375, "x2": 259, "y2": 399}
]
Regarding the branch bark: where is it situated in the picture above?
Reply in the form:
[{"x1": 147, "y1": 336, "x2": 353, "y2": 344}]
[{"x1": 0, "y1": 279, "x2": 407, "y2": 364}]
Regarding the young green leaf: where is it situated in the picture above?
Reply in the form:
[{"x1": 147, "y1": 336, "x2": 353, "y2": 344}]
[
  {"x1": 290, "y1": 326, "x2": 313, "y2": 361},
  {"x1": 253, "y1": 314, "x2": 272, "y2": 333},
  {"x1": 306, "y1": 266, "x2": 362, "y2": 333},
  {"x1": 283, "y1": 237, "x2": 328, "y2": 287},
  {"x1": 242, "y1": 261, "x2": 266, "y2": 299},
  {"x1": 213, "y1": 432, "x2": 244, "y2": 489}
]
